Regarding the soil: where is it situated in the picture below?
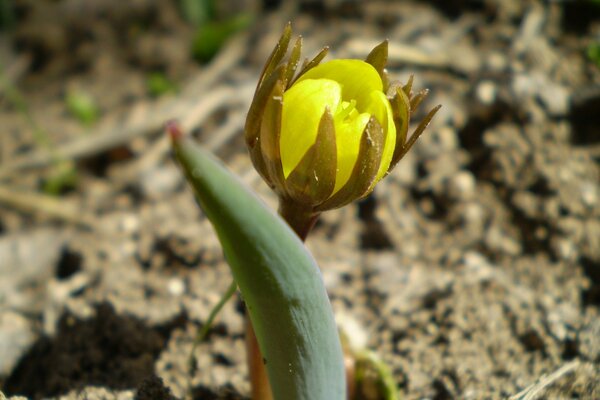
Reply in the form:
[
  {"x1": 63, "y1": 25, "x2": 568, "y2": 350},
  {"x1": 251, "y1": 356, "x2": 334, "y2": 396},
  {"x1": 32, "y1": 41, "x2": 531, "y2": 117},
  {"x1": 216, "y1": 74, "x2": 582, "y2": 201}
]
[
  {"x1": 0, "y1": 0, "x2": 599, "y2": 399},
  {"x1": 3, "y1": 303, "x2": 181, "y2": 399}
]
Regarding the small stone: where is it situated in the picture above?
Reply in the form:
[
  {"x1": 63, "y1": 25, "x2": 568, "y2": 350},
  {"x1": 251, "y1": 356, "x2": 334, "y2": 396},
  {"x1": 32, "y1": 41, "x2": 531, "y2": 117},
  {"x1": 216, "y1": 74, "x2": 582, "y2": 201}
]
[
  {"x1": 553, "y1": 237, "x2": 577, "y2": 261},
  {"x1": 0, "y1": 311, "x2": 36, "y2": 376},
  {"x1": 120, "y1": 214, "x2": 140, "y2": 233},
  {"x1": 486, "y1": 227, "x2": 522, "y2": 256},
  {"x1": 580, "y1": 181, "x2": 598, "y2": 208},
  {"x1": 140, "y1": 165, "x2": 181, "y2": 200},
  {"x1": 167, "y1": 278, "x2": 185, "y2": 297},
  {"x1": 447, "y1": 171, "x2": 476, "y2": 200},
  {"x1": 538, "y1": 82, "x2": 570, "y2": 117},
  {"x1": 463, "y1": 202, "x2": 485, "y2": 225},
  {"x1": 448, "y1": 42, "x2": 481, "y2": 74},
  {"x1": 476, "y1": 80, "x2": 497, "y2": 106},
  {"x1": 512, "y1": 72, "x2": 570, "y2": 116},
  {"x1": 547, "y1": 303, "x2": 579, "y2": 341},
  {"x1": 435, "y1": 126, "x2": 459, "y2": 151},
  {"x1": 579, "y1": 316, "x2": 600, "y2": 361},
  {"x1": 462, "y1": 251, "x2": 495, "y2": 284},
  {"x1": 0, "y1": 392, "x2": 27, "y2": 400},
  {"x1": 485, "y1": 51, "x2": 507, "y2": 72},
  {"x1": 60, "y1": 387, "x2": 134, "y2": 400}
]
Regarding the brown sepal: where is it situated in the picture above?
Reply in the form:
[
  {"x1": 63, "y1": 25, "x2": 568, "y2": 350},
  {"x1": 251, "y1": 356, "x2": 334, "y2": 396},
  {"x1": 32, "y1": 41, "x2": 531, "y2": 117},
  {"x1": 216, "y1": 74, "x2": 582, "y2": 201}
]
[
  {"x1": 389, "y1": 87, "x2": 411, "y2": 169},
  {"x1": 388, "y1": 104, "x2": 441, "y2": 173},
  {"x1": 410, "y1": 89, "x2": 429, "y2": 112},
  {"x1": 248, "y1": 139, "x2": 273, "y2": 188},
  {"x1": 285, "y1": 107, "x2": 337, "y2": 205},
  {"x1": 292, "y1": 46, "x2": 329, "y2": 85},
  {"x1": 365, "y1": 40, "x2": 388, "y2": 83},
  {"x1": 316, "y1": 117, "x2": 384, "y2": 211},
  {"x1": 284, "y1": 36, "x2": 303, "y2": 89},
  {"x1": 257, "y1": 22, "x2": 291, "y2": 90},
  {"x1": 245, "y1": 64, "x2": 287, "y2": 149},
  {"x1": 402, "y1": 75, "x2": 414, "y2": 97},
  {"x1": 259, "y1": 77, "x2": 286, "y2": 194}
]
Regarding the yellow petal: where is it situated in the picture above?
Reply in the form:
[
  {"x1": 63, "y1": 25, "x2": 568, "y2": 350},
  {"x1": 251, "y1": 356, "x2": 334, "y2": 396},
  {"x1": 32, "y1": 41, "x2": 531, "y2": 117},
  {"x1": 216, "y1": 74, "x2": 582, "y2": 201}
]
[
  {"x1": 365, "y1": 90, "x2": 396, "y2": 183},
  {"x1": 332, "y1": 105, "x2": 370, "y2": 193},
  {"x1": 281, "y1": 78, "x2": 341, "y2": 178},
  {"x1": 296, "y1": 60, "x2": 383, "y2": 110}
]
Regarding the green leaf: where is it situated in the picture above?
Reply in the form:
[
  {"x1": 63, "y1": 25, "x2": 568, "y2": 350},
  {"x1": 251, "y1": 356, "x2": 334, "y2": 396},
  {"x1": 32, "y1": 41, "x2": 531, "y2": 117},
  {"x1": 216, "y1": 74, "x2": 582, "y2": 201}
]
[{"x1": 171, "y1": 132, "x2": 345, "y2": 400}]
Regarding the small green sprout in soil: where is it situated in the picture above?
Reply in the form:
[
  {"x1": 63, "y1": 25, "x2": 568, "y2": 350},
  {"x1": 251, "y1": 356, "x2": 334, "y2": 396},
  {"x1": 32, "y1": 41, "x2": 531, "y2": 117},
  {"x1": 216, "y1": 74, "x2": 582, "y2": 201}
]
[
  {"x1": 147, "y1": 72, "x2": 178, "y2": 97},
  {"x1": 65, "y1": 89, "x2": 99, "y2": 127},
  {"x1": 587, "y1": 41, "x2": 600, "y2": 68}
]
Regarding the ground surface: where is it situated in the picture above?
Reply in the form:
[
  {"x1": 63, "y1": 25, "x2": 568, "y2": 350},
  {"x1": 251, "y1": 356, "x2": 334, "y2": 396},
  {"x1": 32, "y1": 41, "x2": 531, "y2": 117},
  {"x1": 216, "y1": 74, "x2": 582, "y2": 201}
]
[{"x1": 0, "y1": 0, "x2": 599, "y2": 399}]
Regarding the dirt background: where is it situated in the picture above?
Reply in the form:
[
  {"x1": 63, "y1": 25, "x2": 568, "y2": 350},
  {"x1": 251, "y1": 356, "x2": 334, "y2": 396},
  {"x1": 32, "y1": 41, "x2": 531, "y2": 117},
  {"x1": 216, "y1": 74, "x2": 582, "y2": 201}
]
[{"x1": 0, "y1": 0, "x2": 599, "y2": 399}]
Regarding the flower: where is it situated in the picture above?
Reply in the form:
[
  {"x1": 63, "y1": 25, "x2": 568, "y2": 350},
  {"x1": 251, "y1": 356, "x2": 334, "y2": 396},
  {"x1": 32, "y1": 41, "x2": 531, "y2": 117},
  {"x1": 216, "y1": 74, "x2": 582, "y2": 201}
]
[
  {"x1": 280, "y1": 59, "x2": 395, "y2": 195},
  {"x1": 245, "y1": 24, "x2": 440, "y2": 212}
]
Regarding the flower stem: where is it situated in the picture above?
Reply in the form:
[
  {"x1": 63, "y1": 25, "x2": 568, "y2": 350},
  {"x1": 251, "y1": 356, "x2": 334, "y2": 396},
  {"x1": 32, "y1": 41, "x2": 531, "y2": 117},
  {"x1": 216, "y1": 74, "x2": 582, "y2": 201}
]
[{"x1": 278, "y1": 199, "x2": 319, "y2": 241}]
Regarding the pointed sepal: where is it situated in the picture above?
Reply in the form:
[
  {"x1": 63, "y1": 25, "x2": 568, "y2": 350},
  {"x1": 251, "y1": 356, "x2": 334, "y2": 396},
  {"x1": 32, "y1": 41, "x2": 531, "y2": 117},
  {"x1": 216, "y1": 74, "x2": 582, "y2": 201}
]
[
  {"x1": 286, "y1": 107, "x2": 337, "y2": 205},
  {"x1": 245, "y1": 64, "x2": 287, "y2": 150},
  {"x1": 293, "y1": 46, "x2": 329, "y2": 84},
  {"x1": 365, "y1": 40, "x2": 388, "y2": 84},
  {"x1": 284, "y1": 36, "x2": 303, "y2": 88},
  {"x1": 402, "y1": 75, "x2": 414, "y2": 97},
  {"x1": 389, "y1": 87, "x2": 411, "y2": 168},
  {"x1": 388, "y1": 104, "x2": 441, "y2": 172},
  {"x1": 316, "y1": 117, "x2": 384, "y2": 211},
  {"x1": 260, "y1": 76, "x2": 286, "y2": 194},
  {"x1": 410, "y1": 89, "x2": 429, "y2": 112},
  {"x1": 258, "y1": 22, "x2": 292, "y2": 90}
]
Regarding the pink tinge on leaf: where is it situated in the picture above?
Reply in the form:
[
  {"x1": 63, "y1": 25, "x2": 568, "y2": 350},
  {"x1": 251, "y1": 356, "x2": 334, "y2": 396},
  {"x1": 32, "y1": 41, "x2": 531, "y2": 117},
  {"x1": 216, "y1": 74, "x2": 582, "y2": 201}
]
[{"x1": 166, "y1": 120, "x2": 184, "y2": 142}]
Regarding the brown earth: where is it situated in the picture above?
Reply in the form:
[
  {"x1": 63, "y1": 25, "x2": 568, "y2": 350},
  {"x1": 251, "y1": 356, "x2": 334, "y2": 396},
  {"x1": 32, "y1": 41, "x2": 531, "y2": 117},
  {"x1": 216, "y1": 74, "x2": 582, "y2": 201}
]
[{"x1": 0, "y1": 0, "x2": 599, "y2": 399}]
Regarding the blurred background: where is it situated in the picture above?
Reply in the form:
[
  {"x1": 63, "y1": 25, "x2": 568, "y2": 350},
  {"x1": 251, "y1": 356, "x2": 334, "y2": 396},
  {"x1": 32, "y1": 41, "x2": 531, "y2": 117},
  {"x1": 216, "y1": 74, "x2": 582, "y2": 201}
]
[{"x1": 0, "y1": 0, "x2": 599, "y2": 399}]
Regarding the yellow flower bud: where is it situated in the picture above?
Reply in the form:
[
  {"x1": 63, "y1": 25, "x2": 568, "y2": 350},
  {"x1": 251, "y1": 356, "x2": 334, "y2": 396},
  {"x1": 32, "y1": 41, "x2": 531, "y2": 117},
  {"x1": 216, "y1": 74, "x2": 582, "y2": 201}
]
[
  {"x1": 280, "y1": 59, "x2": 395, "y2": 194},
  {"x1": 245, "y1": 24, "x2": 440, "y2": 213}
]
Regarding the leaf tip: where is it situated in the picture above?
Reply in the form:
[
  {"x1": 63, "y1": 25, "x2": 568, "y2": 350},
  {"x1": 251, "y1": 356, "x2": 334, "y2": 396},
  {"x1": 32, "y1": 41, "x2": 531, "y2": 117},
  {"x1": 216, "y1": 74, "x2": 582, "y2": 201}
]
[{"x1": 166, "y1": 120, "x2": 184, "y2": 143}]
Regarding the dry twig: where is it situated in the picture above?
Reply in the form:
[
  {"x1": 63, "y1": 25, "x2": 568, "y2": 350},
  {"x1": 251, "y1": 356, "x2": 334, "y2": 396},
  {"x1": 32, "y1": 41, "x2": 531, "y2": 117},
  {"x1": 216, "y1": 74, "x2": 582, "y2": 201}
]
[
  {"x1": 0, "y1": 185, "x2": 97, "y2": 229},
  {"x1": 509, "y1": 360, "x2": 580, "y2": 400},
  {"x1": 0, "y1": 32, "x2": 249, "y2": 179}
]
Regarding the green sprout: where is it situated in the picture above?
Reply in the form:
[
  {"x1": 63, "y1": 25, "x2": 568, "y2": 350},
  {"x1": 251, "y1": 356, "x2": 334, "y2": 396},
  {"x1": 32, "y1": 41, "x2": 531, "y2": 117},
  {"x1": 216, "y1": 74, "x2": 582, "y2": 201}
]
[
  {"x1": 180, "y1": 0, "x2": 253, "y2": 63},
  {"x1": 587, "y1": 41, "x2": 600, "y2": 68},
  {"x1": 171, "y1": 24, "x2": 439, "y2": 400},
  {"x1": 42, "y1": 159, "x2": 78, "y2": 196},
  {"x1": 192, "y1": 13, "x2": 253, "y2": 63},
  {"x1": 1, "y1": 63, "x2": 78, "y2": 195},
  {"x1": 146, "y1": 72, "x2": 178, "y2": 97},
  {"x1": 65, "y1": 89, "x2": 99, "y2": 127}
]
